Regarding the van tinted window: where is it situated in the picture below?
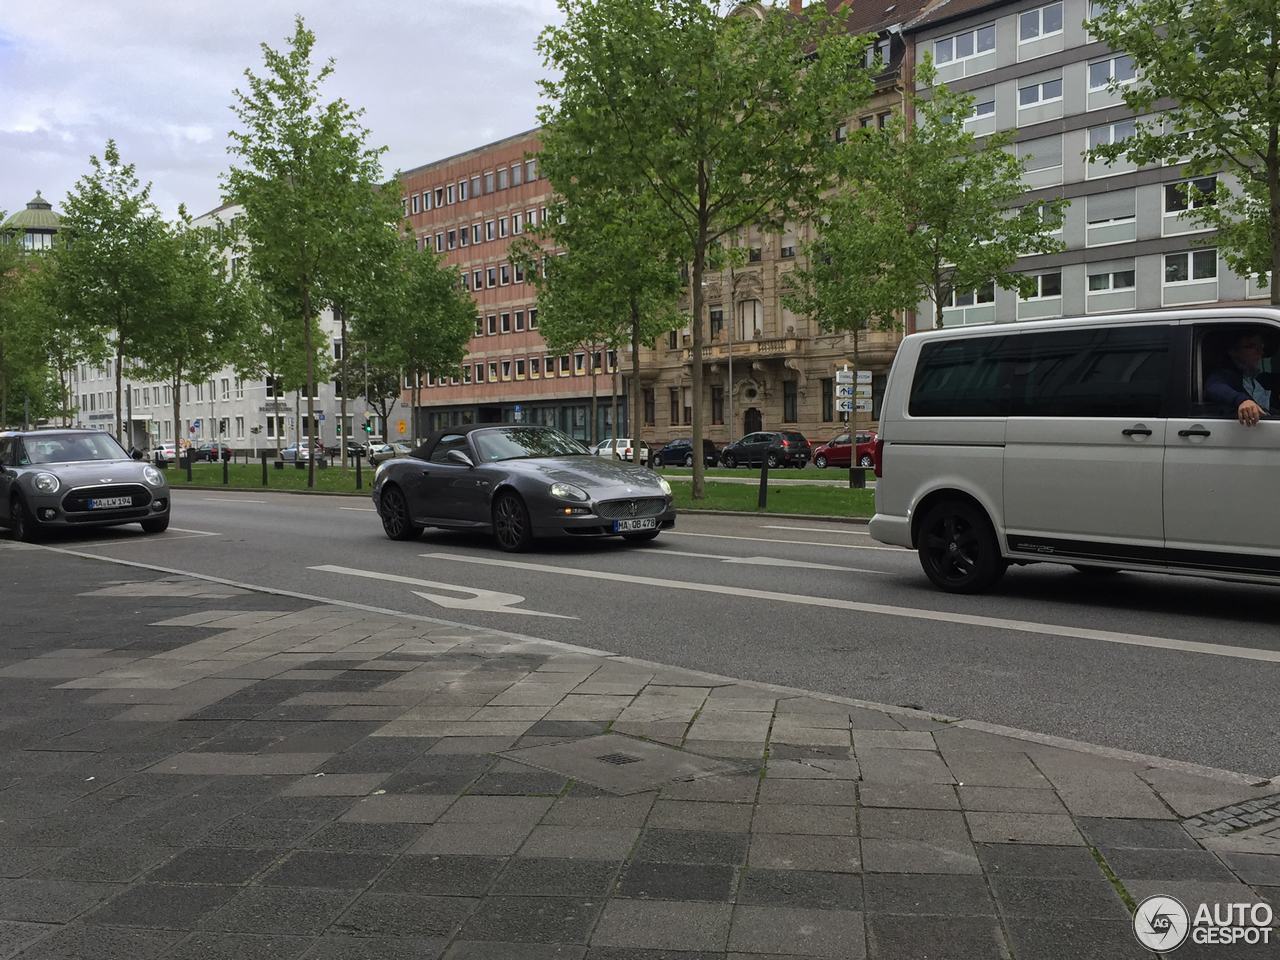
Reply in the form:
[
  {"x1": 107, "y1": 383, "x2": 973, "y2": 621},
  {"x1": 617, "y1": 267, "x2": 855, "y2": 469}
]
[{"x1": 910, "y1": 325, "x2": 1171, "y2": 418}]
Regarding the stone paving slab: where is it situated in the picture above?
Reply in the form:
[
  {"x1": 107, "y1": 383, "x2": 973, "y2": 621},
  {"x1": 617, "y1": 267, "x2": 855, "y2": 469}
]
[{"x1": 1, "y1": 541, "x2": 1277, "y2": 958}]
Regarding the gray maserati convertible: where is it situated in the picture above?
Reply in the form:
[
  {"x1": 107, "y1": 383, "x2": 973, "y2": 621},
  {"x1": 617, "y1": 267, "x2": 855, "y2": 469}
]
[
  {"x1": 371, "y1": 424, "x2": 676, "y2": 551},
  {"x1": 0, "y1": 429, "x2": 171, "y2": 542}
]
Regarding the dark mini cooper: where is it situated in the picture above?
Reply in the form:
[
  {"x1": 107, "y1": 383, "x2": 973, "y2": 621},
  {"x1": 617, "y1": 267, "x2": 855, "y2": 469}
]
[
  {"x1": 0, "y1": 429, "x2": 171, "y2": 542},
  {"x1": 372, "y1": 424, "x2": 676, "y2": 551}
]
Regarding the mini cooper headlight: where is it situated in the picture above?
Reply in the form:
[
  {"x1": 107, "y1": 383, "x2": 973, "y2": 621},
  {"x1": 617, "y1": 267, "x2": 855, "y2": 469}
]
[
  {"x1": 142, "y1": 465, "x2": 164, "y2": 487},
  {"x1": 657, "y1": 477, "x2": 672, "y2": 496},
  {"x1": 33, "y1": 472, "x2": 60, "y2": 494},
  {"x1": 549, "y1": 481, "x2": 589, "y2": 502}
]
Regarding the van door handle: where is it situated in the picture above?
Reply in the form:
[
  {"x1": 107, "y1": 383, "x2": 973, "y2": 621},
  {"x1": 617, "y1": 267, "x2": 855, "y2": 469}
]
[
  {"x1": 1121, "y1": 427, "x2": 1153, "y2": 437},
  {"x1": 1178, "y1": 428, "x2": 1211, "y2": 438}
]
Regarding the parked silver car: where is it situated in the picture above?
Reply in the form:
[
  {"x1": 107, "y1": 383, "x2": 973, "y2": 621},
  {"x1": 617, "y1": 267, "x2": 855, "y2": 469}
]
[{"x1": 0, "y1": 429, "x2": 171, "y2": 542}]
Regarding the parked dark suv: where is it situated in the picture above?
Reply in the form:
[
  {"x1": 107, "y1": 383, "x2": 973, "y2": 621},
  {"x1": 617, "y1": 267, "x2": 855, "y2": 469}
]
[
  {"x1": 720, "y1": 431, "x2": 811, "y2": 468},
  {"x1": 651, "y1": 438, "x2": 719, "y2": 467}
]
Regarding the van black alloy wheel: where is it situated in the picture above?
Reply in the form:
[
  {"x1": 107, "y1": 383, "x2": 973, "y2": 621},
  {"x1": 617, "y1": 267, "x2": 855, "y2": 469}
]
[
  {"x1": 379, "y1": 486, "x2": 421, "y2": 541},
  {"x1": 493, "y1": 492, "x2": 532, "y2": 552},
  {"x1": 918, "y1": 500, "x2": 1006, "y2": 594}
]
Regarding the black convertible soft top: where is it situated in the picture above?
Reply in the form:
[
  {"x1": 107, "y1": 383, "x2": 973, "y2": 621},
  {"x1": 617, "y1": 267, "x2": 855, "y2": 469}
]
[{"x1": 412, "y1": 423, "x2": 525, "y2": 461}]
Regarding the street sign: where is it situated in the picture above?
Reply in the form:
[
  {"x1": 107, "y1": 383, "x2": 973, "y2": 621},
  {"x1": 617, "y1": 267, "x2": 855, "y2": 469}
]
[
  {"x1": 317, "y1": 412, "x2": 326, "y2": 422},
  {"x1": 836, "y1": 398, "x2": 854, "y2": 413},
  {"x1": 856, "y1": 370, "x2": 872, "y2": 385},
  {"x1": 855, "y1": 384, "x2": 873, "y2": 399},
  {"x1": 835, "y1": 384, "x2": 855, "y2": 399},
  {"x1": 855, "y1": 399, "x2": 873, "y2": 412},
  {"x1": 835, "y1": 369, "x2": 854, "y2": 385},
  {"x1": 396, "y1": 419, "x2": 406, "y2": 434}
]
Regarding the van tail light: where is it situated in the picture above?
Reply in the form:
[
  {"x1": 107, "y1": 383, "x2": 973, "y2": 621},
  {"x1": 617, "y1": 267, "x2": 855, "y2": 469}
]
[{"x1": 873, "y1": 439, "x2": 884, "y2": 478}]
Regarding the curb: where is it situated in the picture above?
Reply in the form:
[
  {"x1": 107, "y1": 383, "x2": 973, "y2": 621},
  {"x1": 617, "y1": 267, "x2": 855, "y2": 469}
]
[
  {"x1": 167, "y1": 485, "x2": 871, "y2": 524},
  {"x1": 26, "y1": 540, "x2": 1267, "y2": 788}
]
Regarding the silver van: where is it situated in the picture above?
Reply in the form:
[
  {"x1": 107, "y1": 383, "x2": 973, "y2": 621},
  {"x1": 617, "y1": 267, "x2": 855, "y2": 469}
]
[{"x1": 869, "y1": 308, "x2": 1280, "y2": 592}]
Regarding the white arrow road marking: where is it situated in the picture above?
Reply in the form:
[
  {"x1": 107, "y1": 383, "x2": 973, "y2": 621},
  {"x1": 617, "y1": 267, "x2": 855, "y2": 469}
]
[
  {"x1": 419, "y1": 553, "x2": 1280, "y2": 664},
  {"x1": 339, "y1": 507, "x2": 376, "y2": 512},
  {"x1": 667, "y1": 530, "x2": 907, "y2": 552},
  {"x1": 760, "y1": 524, "x2": 873, "y2": 537},
  {"x1": 308, "y1": 564, "x2": 575, "y2": 619},
  {"x1": 657, "y1": 549, "x2": 890, "y2": 574}
]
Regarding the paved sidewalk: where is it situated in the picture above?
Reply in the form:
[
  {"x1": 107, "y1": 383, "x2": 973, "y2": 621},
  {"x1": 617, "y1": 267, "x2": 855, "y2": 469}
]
[{"x1": 0, "y1": 541, "x2": 1276, "y2": 959}]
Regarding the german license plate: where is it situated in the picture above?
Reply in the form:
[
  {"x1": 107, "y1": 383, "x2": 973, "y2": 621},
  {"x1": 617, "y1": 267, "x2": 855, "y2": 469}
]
[
  {"x1": 613, "y1": 517, "x2": 657, "y2": 533},
  {"x1": 87, "y1": 496, "x2": 132, "y2": 510}
]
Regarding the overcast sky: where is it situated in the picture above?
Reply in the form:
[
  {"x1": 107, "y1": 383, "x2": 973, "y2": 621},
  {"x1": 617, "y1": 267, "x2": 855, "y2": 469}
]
[{"x1": 0, "y1": 1, "x2": 562, "y2": 221}]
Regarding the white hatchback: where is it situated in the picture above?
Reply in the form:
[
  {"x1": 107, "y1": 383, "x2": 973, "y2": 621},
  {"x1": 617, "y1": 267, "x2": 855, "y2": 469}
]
[{"x1": 592, "y1": 438, "x2": 650, "y2": 464}]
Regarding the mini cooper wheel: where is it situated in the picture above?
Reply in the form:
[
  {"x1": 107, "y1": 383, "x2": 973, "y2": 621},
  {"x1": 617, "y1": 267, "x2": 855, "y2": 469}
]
[
  {"x1": 140, "y1": 516, "x2": 169, "y2": 534},
  {"x1": 858, "y1": 455, "x2": 875, "y2": 468},
  {"x1": 10, "y1": 496, "x2": 40, "y2": 543},
  {"x1": 493, "y1": 492, "x2": 533, "y2": 552},
  {"x1": 379, "y1": 485, "x2": 422, "y2": 541},
  {"x1": 814, "y1": 455, "x2": 828, "y2": 469},
  {"x1": 917, "y1": 500, "x2": 1006, "y2": 594}
]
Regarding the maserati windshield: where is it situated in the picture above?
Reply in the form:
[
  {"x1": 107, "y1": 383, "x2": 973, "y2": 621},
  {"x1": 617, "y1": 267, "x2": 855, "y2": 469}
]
[{"x1": 472, "y1": 426, "x2": 590, "y2": 462}]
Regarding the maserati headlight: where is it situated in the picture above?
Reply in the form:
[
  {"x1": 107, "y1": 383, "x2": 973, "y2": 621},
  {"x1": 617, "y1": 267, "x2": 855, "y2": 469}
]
[
  {"x1": 657, "y1": 477, "x2": 672, "y2": 496},
  {"x1": 142, "y1": 466, "x2": 164, "y2": 487},
  {"x1": 549, "y1": 481, "x2": 589, "y2": 502},
  {"x1": 33, "y1": 473, "x2": 60, "y2": 494}
]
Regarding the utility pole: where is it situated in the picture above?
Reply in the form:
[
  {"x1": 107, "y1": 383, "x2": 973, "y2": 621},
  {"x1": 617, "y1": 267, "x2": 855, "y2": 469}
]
[{"x1": 126, "y1": 382, "x2": 133, "y2": 450}]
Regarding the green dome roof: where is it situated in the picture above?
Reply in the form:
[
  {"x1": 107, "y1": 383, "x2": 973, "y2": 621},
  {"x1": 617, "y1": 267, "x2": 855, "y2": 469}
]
[{"x1": 3, "y1": 192, "x2": 61, "y2": 231}]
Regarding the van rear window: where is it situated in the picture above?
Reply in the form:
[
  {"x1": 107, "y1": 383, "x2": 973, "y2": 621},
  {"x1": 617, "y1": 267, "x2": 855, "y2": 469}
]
[{"x1": 909, "y1": 325, "x2": 1171, "y2": 418}]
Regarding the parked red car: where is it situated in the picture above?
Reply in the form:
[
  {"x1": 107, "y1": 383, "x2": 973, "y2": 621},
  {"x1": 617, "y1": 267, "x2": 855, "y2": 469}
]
[{"x1": 812, "y1": 431, "x2": 878, "y2": 470}]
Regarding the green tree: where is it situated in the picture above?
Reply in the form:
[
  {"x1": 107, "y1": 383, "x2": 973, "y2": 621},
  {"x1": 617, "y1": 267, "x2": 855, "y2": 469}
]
[
  {"x1": 225, "y1": 16, "x2": 390, "y2": 485},
  {"x1": 132, "y1": 210, "x2": 247, "y2": 458},
  {"x1": 1088, "y1": 0, "x2": 1280, "y2": 300},
  {"x1": 0, "y1": 229, "x2": 58, "y2": 426},
  {"x1": 789, "y1": 65, "x2": 1066, "y2": 337},
  {"x1": 343, "y1": 337, "x2": 402, "y2": 443},
  {"x1": 52, "y1": 140, "x2": 168, "y2": 444},
  {"x1": 538, "y1": 0, "x2": 873, "y2": 497}
]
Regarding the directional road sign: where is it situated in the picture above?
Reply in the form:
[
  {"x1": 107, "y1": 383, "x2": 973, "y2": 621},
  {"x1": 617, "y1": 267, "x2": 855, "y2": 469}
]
[
  {"x1": 835, "y1": 369, "x2": 854, "y2": 384},
  {"x1": 836, "y1": 398, "x2": 854, "y2": 413},
  {"x1": 835, "y1": 384, "x2": 855, "y2": 399}
]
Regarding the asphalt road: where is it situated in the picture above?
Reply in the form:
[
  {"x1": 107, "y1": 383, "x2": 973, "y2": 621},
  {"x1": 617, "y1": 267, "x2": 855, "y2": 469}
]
[{"x1": 35, "y1": 489, "x2": 1280, "y2": 779}]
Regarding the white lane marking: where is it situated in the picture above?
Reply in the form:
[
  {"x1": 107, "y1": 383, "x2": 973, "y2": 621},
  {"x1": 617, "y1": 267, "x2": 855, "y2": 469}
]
[
  {"x1": 309, "y1": 564, "x2": 575, "y2": 619},
  {"x1": 169, "y1": 527, "x2": 220, "y2": 536},
  {"x1": 657, "y1": 549, "x2": 890, "y2": 574},
  {"x1": 201, "y1": 498, "x2": 268, "y2": 504},
  {"x1": 761, "y1": 524, "x2": 873, "y2": 536},
  {"x1": 420, "y1": 553, "x2": 1280, "y2": 665},
  {"x1": 339, "y1": 507, "x2": 376, "y2": 512},
  {"x1": 668, "y1": 530, "x2": 907, "y2": 552}
]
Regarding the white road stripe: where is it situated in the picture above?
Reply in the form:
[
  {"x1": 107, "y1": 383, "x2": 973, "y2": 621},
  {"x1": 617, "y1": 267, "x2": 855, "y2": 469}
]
[
  {"x1": 668, "y1": 530, "x2": 907, "y2": 552},
  {"x1": 167, "y1": 527, "x2": 221, "y2": 536},
  {"x1": 657, "y1": 549, "x2": 890, "y2": 574},
  {"x1": 419, "y1": 552, "x2": 1280, "y2": 664},
  {"x1": 761, "y1": 524, "x2": 873, "y2": 536},
  {"x1": 201, "y1": 498, "x2": 268, "y2": 504},
  {"x1": 339, "y1": 507, "x2": 376, "y2": 512}
]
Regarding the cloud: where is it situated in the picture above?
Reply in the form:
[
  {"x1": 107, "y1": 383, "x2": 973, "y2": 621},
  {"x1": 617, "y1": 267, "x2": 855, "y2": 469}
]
[{"x1": 0, "y1": 0, "x2": 563, "y2": 219}]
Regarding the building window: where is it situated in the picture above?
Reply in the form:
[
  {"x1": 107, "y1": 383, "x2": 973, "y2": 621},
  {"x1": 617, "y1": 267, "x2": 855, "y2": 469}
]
[
  {"x1": 487, "y1": 267, "x2": 497, "y2": 288},
  {"x1": 1164, "y1": 249, "x2": 1218, "y2": 284},
  {"x1": 512, "y1": 215, "x2": 523, "y2": 236},
  {"x1": 473, "y1": 269, "x2": 482, "y2": 289},
  {"x1": 500, "y1": 264, "x2": 510, "y2": 285},
  {"x1": 530, "y1": 357, "x2": 541, "y2": 378},
  {"x1": 221, "y1": 378, "x2": 230, "y2": 401},
  {"x1": 501, "y1": 312, "x2": 511, "y2": 333},
  {"x1": 498, "y1": 217, "x2": 509, "y2": 238},
  {"x1": 446, "y1": 184, "x2": 455, "y2": 204},
  {"x1": 526, "y1": 158, "x2": 537, "y2": 181},
  {"x1": 514, "y1": 310, "x2": 525, "y2": 331},
  {"x1": 821, "y1": 378, "x2": 834, "y2": 421},
  {"x1": 669, "y1": 388, "x2": 680, "y2": 426},
  {"x1": 511, "y1": 163, "x2": 523, "y2": 186},
  {"x1": 1088, "y1": 54, "x2": 1136, "y2": 91},
  {"x1": 934, "y1": 23, "x2": 996, "y2": 65},
  {"x1": 529, "y1": 308, "x2": 539, "y2": 329},
  {"x1": 235, "y1": 416, "x2": 245, "y2": 439},
  {"x1": 783, "y1": 381, "x2": 798, "y2": 422},
  {"x1": 560, "y1": 355, "x2": 571, "y2": 376},
  {"x1": 877, "y1": 111, "x2": 892, "y2": 128},
  {"x1": 711, "y1": 386, "x2": 724, "y2": 425},
  {"x1": 402, "y1": 198, "x2": 409, "y2": 217},
  {"x1": 515, "y1": 358, "x2": 526, "y2": 380},
  {"x1": 458, "y1": 179, "x2": 468, "y2": 201},
  {"x1": 668, "y1": 330, "x2": 679, "y2": 350},
  {"x1": 471, "y1": 223, "x2": 481, "y2": 244},
  {"x1": 748, "y1": 247, "x2": 762, "y2": 263},
  {"x1": 459, "y1": 228, "x2": 468, "y2": 248},
  {"x1": 710, "y1": 306, "x2": 724, "y2": 339},
  {"x1": 947, "y1": 283, "x2": 996, "y2": 307},
  {"x1": 835, "y1": 122, "x2": 848, "y2": 144},
  {"x1": 462, "y1": 365, "x2": 472, "y2": 384},
  {"x1": 1165, "y1": 176, "x2": 1217, "y2": 212},
  {"x1": 485, "y1": 220, "x2": 495, "y2": 241},
  {"x1": 497, "y1": 167, "x2": 509, "y2": 190},
  {"x1": 1018, "y1": 76, "x2": 1063, "y2": 108},
  {"x1": 864, "y1": 37, "x2": 890, "y2": 70},
  {"x1": 682, "y1": 388, "x2": 692, "y2": 425},
  {"x1": 411, "y1": 194, "x2": 420, "y2": 214},
  {"x1": 643, "y1": 389, "x2": 655, "y2": 425},
  {"x1": 1087, "y1": 118, "x2": 1136, "y2": 151},
  {"x1": 1088, "y1": 268, "x2": 1137, "y2": 292},
  {"x1": 487, "y1": 314, "x2": 497, "y2": 335},
  {"x1": 488, "y1": 362, "x2": 499, "y2": 382},
  {"x1": 1019, "y1": 2, "x2": 1063, "y2": 42},
  {"x1": 470, "y1": 175, "x2": 481, "y2": 198},
  {"x1": 514, "y1": 263, "x2": 525, "y2": 283},
  {"x1": 475, "y1": 362, "x2": 485, "y2": 383},
  {"x1": 574, "y1": 352, "x2": 586, "y2": 374},
  {"x1": 475, "y1": 316, "x2": 484, "y2": 337},
  {"x1": 525, "y1": 209, "x2": 537, "y2": 228},
  {"x1": 483, "y1": 171, "x2": 494, "y2": 193},
  {"x1": 780, "y1": 233, "x2": 796, "y2": 258},
  {"x1": 1022, "y1": 272, "x2": 1063, "y2": 299},
  {"x1": 447, "y1": 229, "x2": 456, "y2": 250},
  {"x1": 435, "y1": 232, "x2": 444, "y2": 253},
  {"x1": 434, "y1": 187, "x2": 444, "y2": 206}
]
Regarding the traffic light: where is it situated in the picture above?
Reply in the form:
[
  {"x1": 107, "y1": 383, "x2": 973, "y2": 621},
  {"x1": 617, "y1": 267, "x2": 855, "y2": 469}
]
[{"x1": 362, "y1": 415, "x2": 373, "y2": 435}]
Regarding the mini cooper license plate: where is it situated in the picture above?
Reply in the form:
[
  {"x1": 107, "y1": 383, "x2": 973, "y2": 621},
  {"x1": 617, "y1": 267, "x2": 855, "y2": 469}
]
[
  {"x1": 88, "y1": 496, "x2": 132, "y2": 510},
  {"x1": 613, "y1": 518, "x2": 657, "y2": 533}
]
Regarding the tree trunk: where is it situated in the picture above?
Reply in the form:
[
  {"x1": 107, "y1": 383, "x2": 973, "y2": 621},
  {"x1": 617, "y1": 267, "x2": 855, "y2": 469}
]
[
  {"x1": 1268, "y1": 142, "x2": 1280, "y2": 305},
  {"x1": 0, "y1": 357, "x2": 7, "y2": 426},
  {"x1": 630, "y1": 296, "x2": 643, "y2": 463},
  {"x1": 691, "y1": 238, "x2": 707, "y2": 500},
  {"x1": 339, "y1": 305, "x2": 349, "y2": 468},
  {"x1": 303, "y1": 288, "x2": 316, "y2": 488},
  {"x1": 57, "y1": 369, "x2": 68, "y2": 426},
  {"x1": 611, "y1": 358, "x2": 619, "y2": 456},
  {"x1": 115, "y1": 339, "x2": 124, "y2": 445},
  {"x1": 172, "y1": 374, "x2": 181, "y2": 463},
  {"x1": 294, "y1": 389, "x2": 301, "y2": 460},
  {"x1": 590, "y1": 346, "x2": 599, "y2": 447}
]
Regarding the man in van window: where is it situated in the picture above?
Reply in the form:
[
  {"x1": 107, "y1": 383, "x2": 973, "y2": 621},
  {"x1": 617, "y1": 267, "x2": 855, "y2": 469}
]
[{"x1": 1206, "y1": 329, "x2": 1275, "y2": 426}]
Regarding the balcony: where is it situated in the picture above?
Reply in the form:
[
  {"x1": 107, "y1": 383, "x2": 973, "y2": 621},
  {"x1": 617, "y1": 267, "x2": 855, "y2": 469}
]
[{"x1": 682, "y1": 335, "x2": 805, "y2": 364}]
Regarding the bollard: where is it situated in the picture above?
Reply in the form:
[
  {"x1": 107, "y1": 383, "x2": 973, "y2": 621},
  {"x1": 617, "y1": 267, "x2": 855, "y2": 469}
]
[
  {"x1": 757, "y1": 458, "x2": 769, "y2": 510},
  {"x1": 222, "y1": 456, "x2": 229, "y2": 485},
  {"x1": 849, "y1": 465, "x2": 866, "y2": 490},
  {"x1": 355, "y1": 452, "x2": 363, "y2": 490},
  {"x1": 185, "y1": 454, "x2": 193, "y2": 484},
  {"x1": 261, "y1": 451, "x2": 268, "y2": 487}
]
